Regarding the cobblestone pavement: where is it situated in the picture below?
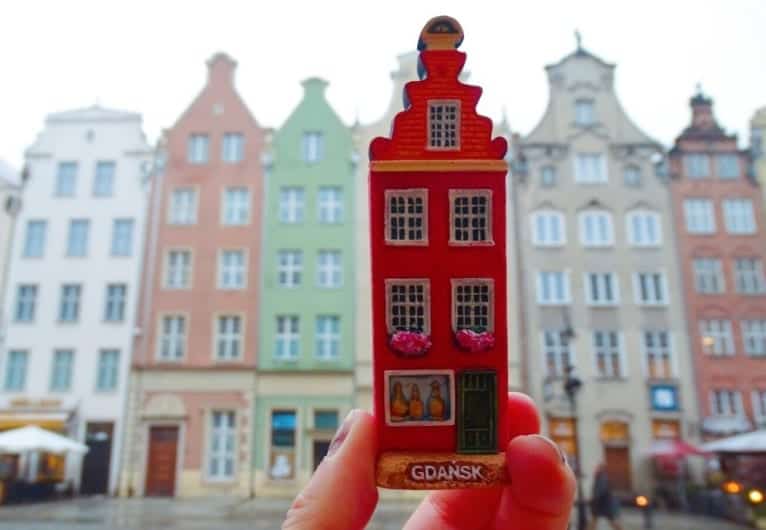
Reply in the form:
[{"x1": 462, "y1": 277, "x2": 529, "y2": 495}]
[{"x1": 0, "y1": 497, "x2": 748, "y2": 530}]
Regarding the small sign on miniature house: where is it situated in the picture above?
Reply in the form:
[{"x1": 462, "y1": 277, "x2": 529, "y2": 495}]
[{"x1": 369, "y1": 15, "x2": 510, "y2": 489}]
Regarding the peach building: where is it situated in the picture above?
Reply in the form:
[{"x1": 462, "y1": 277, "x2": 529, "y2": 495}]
[{"x1": 119, "y1": 53, "x2": 265, "y2": 497}]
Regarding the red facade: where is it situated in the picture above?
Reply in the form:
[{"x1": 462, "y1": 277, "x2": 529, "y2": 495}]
[
  {"x1": 369, "y1": 19, "x2": 509, "y2": 456},
  {"x1": 669, "y1": 92, "x2": 766, "y2": 437}
]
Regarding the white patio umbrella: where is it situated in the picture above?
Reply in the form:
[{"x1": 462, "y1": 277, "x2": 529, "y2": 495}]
[
  {"x1": 0, "y1": 426, "x2": 88, "y2": 454},
  {"x1": 701, "y1": 429, "x2": 766, "y2": 454}
]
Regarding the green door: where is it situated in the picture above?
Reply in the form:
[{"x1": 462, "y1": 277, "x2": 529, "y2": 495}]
[{"x1": 458, "y1": 370, "x2": 497, "y2": 454}]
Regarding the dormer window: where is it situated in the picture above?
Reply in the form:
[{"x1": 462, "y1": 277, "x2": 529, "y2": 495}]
[
  {"x1": 575, "y1": 99, "x2": 595, "y2": 126},
  {"x1": 428, "y1": 100, "x2": 460, "y2": 150}
]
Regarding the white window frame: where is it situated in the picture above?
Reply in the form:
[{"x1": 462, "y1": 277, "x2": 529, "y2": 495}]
[
  {"x1": 540, "y1": 165, "x2": 558, "y2": 187},
  {"x1": 222, "y1": 133, "x2": 244, "y2": 163},
  {"x1": 574, "y1": 153, "x2": 607, "y2": 183},
  {"x1": 723, "y1": 198, "x2": 756, "y2": 234},
  {"x1": 111, "y1": 218, "x2": 134, "y2": 257},
  {"x1": 693, "y1": 258, "x2": 725, "y2": 294},
  {"x1": 699, "y1": 319, "x2": 735, "y2": 357},
  {"x1": 317, "y1": 250, "x2": 342, "y2": 288},
  {"x1": 58, "y1": 284, "x2": 81, "y2": 322},
  {"x1": 574, "y1": 99, "x2": 595, "y2": 126},
  {"x1": 752, "y1": 390, "x2": 766, "y2": 426},
  {"x1": 449, "y1": 189, "x2": 493, "y2": 245},
  {"x1": 222, "y1": 187, "x2": 250, "y2": 226},
  {"x1": 427, "y1": 100, "x2": 460, "y2": 150},
  {"x1": 93, "y1": 161, "x2": 116, "y2": 197},
  {"x1": 451, "y1": 279, "x2": 495, "y2": 332},
  {"x1": 626, "y1": 210, "x2": 661, "y2": 247},
  {"x1": 541, "y1": 330, "x2": 575, "y2": 379},
  {"x1": 683, "y1": 199, "x2": 716, "y2": 234},
  {"x1": 219, "y1": 250, "x2": 246, "y2": 290},
  {"x1": 536, "y1": 271, "x2": 571, "y2": 305},
  {"x1": 531, "y1": 210, "x2": 566, "y2": 247},
  {"x1": 385, "y1": 189, "x2": 428, "y2": 245},
  {"x1": 207, "y1": 411, "x2": 237, "y2": 481},
  {"x1": 15, "y1": 284, "x2": 38, "y2": 322},
  {"x1": 642, "y1": 330, "x2": 676, "y2": 379},
  {"x1": 584, "y1": 272, "x2": 619, "y2": 306},
  {"x1": 623, "y1": 165, "x2": 642, "y2": 187},
  {"x1": 104, "y1": 283, "x2": 127, "y2": 322},
  {"x1": 742, "y1": 319, "x2": 766, "y2": 357},
  {"x1": 23, "y1": 220, "x2": 47, "y2": 258},
  {"x1": 385, "y1": 279, "x2": 431, "y2": 334},
  {"x1": 4, "y1": 350, "x2": 28, "y2": 391},
  {"x1": 592, "y1": 330, "x2": 626, "y2": 379},
  {"x1": 169, "y1": 188, "x2": 198, "y2": 225},
  {"x1": 55, "y1": 161, "x2": 77, "y2": 197},
  {"x1": 275, "y1": 315, "x2": 300, "y2": 360},
  {"x1": 50, "y1": 349, "x2": 74, "y2": 392},
  {"x1": 633, "y1": 272, "x2": 668, "y2": 306},
  {"x1": 277, "y1": 250, "x2": 302, "y2": 288},
  {"x1": 278, "y1": 187, "x2": 305, "y2": 224},
  {"x1": 188, "y1": 133, "x2": 209, "y2": 164},
  {"x1": 165, "y1": 249, "x2": 192, "y2": 289},
  {"x1": 315, "y1": 315, "x2": 341, "y2": 361},
  {"x1": 710, "y1": 389, "x2": 744, "y2": 417},
  {"x1": 318, "y1": 186, "x2": 343, "y2": 224},
  {"x1": 735, "y1": 258, "x2": 766, "y2": 294},
  {"x1": 215, "y1": 315, "x2": 243, "y2": 361},
  {"x1": 66, "y1": 219, "x2": 90, "y2": 257},
  {"x1": 302, "y1": 131, "x2": 324, "y2": 163},
  {"x1": 579, "y1": 210, "x2": 614, "y2": 247},
  {"x1": 95, "y1": 349, "x2": 119, "y2": 392},
  {"x1": 685, "y1": 153, "x2": 711, "y2": 179},
  {"x1": 157, "y1": 314, "x2": 187, "y2": 361}
]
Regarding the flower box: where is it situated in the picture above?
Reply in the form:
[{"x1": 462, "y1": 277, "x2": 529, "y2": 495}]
[
  {"x1": 389, "y1": 331, "x2": 432, "y2": 356},
  {"x1": 455, "y1": 329, "x2": 495, "y2": 352}
]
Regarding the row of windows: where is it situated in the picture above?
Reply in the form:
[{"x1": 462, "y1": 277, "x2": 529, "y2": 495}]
[
  {"x1": 536, "y1": 159, "x2": 643, "y2": 188},
  {"x1": 381, "y1": 279, "x2": 494, "y2": 335},
  {"x1": 683, "y1": 153, "x2": 742, "y2": 179},
  {"x1": 3, "y1": 349, "x2": 120, "y2": 392},
  {"x1": 155, "y1": 314, "x2": 342, "y2": 362},
  {"x1": 532, "y1": 209, "x2": 661, "y2": 247},
  {"x1": 269, "y1": 408, "x2": 340, "y2": 479},
  {"x1": 384, "y1": 189, "x2": 493, "y2": 245},
  {"x1": 22, "y1": 218, "x2": 135, "y2": 259},
  {"x1": 683, "y1": 198, "x2": 757, "y2": 235},
  {"x1": 13, "y1": 283, "x2": 127, "y2": 323},
  {"x1": 710, "y1": 389, "x2": 766, "y2": 424},
  {"x1": 536, "y1": 271, "x2": 669, "y2": 306},
  {"x1": 693, "y1": 257, "x2": 766, "y2": 294},
  {"x1": 187, "y1": 133, "x2": 245, "y2": 164},
  {"x1": 167, "y1": 186, "x2": 343, "y2": 226},
  {"x1": 699, "y1": 319, "x2": 766, "y2": 357},
  {"x1": 53, "y1": 161, "x2": 118, "y2": 198},
  {"x1": 277, "y1": 250, "x2": 342, "y2": 288},
  {"x1": 543, "y1": 329, "x2": 674, "y2": 380}
]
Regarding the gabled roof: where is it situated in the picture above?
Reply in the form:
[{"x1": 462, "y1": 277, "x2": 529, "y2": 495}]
[
  {"x1": 46, "y1": 105, "x2": 141, "y2": 124},
  {"x1": 545, "y1": 46, "x2": 615, "y2": 71}
]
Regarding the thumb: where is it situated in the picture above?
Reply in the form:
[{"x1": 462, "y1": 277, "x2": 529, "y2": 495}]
[{"x1": 282, "y1": 410, "x2": 379, "y2": 530}]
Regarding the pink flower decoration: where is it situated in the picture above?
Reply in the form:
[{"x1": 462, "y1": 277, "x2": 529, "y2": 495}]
[
  {"x1": 455, "y1": 329, "x2": 496, "y2": 352},
  {"x1": 389, "y1": 331, "x2": 432, "y2": 356}
]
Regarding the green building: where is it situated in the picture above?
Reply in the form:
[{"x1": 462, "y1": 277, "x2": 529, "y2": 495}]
[{"x1": 255, "y1": 78, "x2": 356, "y2": 494}]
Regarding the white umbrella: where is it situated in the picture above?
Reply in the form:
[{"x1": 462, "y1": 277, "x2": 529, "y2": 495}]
[
  {"x1": 0, "y1": 426, "x2": 88, "y2": 454},
  {"x1": 701, "y1": 429, "x2": 766, "y2": 453}
]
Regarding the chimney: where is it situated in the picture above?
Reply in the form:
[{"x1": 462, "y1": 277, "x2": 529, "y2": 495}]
[{"x1": 207, "y1": 52, "x2": 237, "y2": 85}]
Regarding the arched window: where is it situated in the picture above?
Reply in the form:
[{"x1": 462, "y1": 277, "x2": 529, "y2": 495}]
[
  {"x1": 578, "y1": 210, "x2": 613, "y2": 247},
  {"x1": 626, "y1": 210, "x2": 662, "y2": 247},
  {"x1": 531, "y1": 209, "x2": 566, "y2": 246}
]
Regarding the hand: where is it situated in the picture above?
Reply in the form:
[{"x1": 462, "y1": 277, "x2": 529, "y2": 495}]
[{"x1": 282, "y1": 392, "x2": 575, "y2": 530}]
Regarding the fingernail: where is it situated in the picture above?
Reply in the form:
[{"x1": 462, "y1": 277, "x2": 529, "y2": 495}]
[
  {"x1": 327, "y1": 409, "x2": 358, "y2": 459},
  {"x1": 532, "y1": 434, "x2": 568, "y2": 465}
]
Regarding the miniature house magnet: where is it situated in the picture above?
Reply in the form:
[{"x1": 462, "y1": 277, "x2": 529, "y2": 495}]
[{"x1": 369, "y1": 16, "x2": 510, "y2": 489}]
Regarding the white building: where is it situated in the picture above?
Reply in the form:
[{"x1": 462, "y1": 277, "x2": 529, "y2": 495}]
[
  {"x1": 0, "y1": 160, "x2": 22, "y2": 319},
  {"x1": 0, "y1": 106, "x2": 152, "y2": 494}
]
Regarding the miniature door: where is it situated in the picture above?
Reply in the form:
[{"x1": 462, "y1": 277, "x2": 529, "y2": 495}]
[{"x1": 369, "y1": 15, "x2": 511, "y2": 490}]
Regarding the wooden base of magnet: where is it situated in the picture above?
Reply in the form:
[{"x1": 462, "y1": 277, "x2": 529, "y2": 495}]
[{"x1": 376, "y1": 451, "x2": 508, "y2": 490}]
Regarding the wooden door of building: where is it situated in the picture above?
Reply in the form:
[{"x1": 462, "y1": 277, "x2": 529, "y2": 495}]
[
  {"x1": 145, "y1": 426, "x2": 179, "y2": 497},
  {"x1": 604, "y1": 446, "x2": 632, "y2": 492},
  {"x1": 80, "y1": 422, "x2": 114, "y2": 495},
  {"x1": 458, "y1": 371, "x2": 497, "y2": 453}
]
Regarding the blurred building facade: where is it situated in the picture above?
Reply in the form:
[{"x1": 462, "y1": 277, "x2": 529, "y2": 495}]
[
  {"x1": 669, "y1": 93, "x2": 766, "y2": 436},
  {"x1": 0, "y1": 161, "x2": 21, "y2": 321},
  {"x1": 513, "y1": 44, "x2": 698, "y2": 494},
  {"x1": 254, "y1": 78, "x2": 356, "y2": 493},
  {"x1": 120, "y1": 54, "x2": 264, "y2": 497},
  {"x1": 0, "y1": 107, "x2": 152, "y2": 494}
]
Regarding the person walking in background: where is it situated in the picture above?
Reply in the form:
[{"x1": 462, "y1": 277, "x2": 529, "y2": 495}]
[{"x1": 587, "y1": 463, "x2": 624, "y2": 530}]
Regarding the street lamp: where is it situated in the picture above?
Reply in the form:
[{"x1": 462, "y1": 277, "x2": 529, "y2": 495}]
[{"x1": 560, "y1": 317, "x2": 587, "y2": 530}]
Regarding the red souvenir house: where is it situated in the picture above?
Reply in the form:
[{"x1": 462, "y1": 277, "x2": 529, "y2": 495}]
[{"x1": 370, "y1": 16, "x2": 510, "y2": 488}]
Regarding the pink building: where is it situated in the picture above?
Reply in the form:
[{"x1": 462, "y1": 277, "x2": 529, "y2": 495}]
[{"x1": 120, "y1": 54, "x2": 265, "y2": 497}]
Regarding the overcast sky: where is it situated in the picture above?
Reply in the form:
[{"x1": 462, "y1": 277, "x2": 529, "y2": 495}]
[{"x1": 2, "y1": 0, "x2": 765, "y2": 171}]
